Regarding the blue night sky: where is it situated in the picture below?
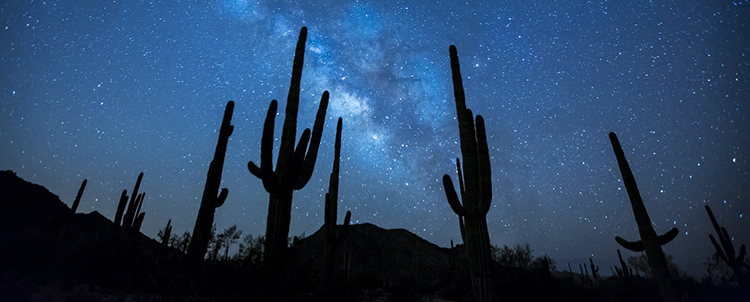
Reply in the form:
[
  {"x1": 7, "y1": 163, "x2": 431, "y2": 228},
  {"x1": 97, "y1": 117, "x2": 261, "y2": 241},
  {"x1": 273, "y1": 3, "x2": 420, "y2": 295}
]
[{"x1": 1, "y1": 0, "x2": 748, "y2": 277}]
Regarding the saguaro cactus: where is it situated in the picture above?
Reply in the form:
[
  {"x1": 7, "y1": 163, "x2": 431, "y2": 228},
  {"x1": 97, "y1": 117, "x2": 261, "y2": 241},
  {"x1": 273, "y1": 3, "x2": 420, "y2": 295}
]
[
  {"x1": 71, "y1": 179, "x2": 87, "y2": 213},
  {"x1": 324, "y1": 118, "x2": 352, "y2": 285},
  {"x1": 442, "y1": 45, "x2": 494, "y2": 302},
  {"x1": 614, "y1": 249, "x2": 632, "y2": 278},
  {"x1": 589, "y1": 258, "x2": 600, "y2": 281},
  {"x1": 188, "y1": 101, "x2": 234, "y2": 262},
  {"x1": 609, "y1": 132, "x2": 679, "y2": 302},
  {"x1": 122, "y1": 173, "x2": 145, "y2": 227},
  {"x1": 247, "y1": 27, "x2": 329, "y2": 262},
  {"x1": 705, "y1": 205, "x2": 748, "y2": 284}
]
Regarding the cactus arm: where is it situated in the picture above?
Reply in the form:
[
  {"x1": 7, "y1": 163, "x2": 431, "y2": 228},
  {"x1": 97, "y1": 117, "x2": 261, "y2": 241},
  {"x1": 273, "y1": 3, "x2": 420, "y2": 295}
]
[
  {"x1": 135, "y1": 193, "x2": 144, "y2": 217},
  {"x1": 658, "y1": 228, "x2": 679, "y2": 245},
  {"x1": 71, "y1": 179, "x2": 87, "y2": 213},
  {"x1": 456, "y1": 158, "x2": 465, "y2": 196},
  {"x1": 709, "y1": 234, "x2": 728, "y2": 261},
  {"x1": 248, "y1": 100, "x2": 281, "y2": 193},
  {"x1": 216, "y1": 188, "x2": 228, "y2": 208},
  {"x1": 615, "y1": 236, "x2": 645, "y2": 252},
  {"x1": 475, "y1": 115, "x2": 492, "y2": 214},
  {"x1": 133, "y1": 212, "x2": 145, "y2": 231},
  {"x1": 130, "y1": 172, "x2": 144, "y2": 213},
  {"x1": 705, "y1": 205, "x2": 748, "y2": 271},
  {"x1": 343, "y1": 210, "x2": 351, "y2": 228},
  {"x1": 720, "y1": 227, "x2": 738, "y2": 260},
  {"x1": 442, "y1": 175, "x2": 467, "y2": 216},
  {"x1": 114, "y1": 189, "x2": 128, "y2": 226},
  {"x1": 293, "y1": 91, "x2": 330, "y2": 190},
  {"x1": 287, "y1": 129, "x2": 311, "y2": 188}
]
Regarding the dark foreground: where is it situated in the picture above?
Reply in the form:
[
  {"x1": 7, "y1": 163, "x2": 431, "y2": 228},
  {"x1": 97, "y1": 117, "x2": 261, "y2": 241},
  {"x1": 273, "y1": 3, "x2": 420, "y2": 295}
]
[{"x1": 0, "y1": 170, "x2": 746, "y2": 302}]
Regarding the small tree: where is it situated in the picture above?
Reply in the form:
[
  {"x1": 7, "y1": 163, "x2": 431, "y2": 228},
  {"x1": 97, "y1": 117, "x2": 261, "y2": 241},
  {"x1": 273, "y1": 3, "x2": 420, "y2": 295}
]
[
  {"x1": 493, "y1": 243, "x2": 533, "y2": 270},
  {"x1": 220, "y1": 225, "x2": 242, "y2": 260},
  {"x1": 172, "y1": 231, "x2": 191, "y2": 254},
  {"x1": 236, "y1": 234, "x2": 265, "y2": 264},
  {"x1": 627, "y1": 253, "x2": 687, "y2": 279}
]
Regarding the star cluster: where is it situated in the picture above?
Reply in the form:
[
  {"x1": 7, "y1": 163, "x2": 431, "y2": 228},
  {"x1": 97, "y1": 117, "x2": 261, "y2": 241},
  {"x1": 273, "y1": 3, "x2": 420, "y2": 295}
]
[{"x1": 1, "y1": 0, "x2": 749, "y2": 277}]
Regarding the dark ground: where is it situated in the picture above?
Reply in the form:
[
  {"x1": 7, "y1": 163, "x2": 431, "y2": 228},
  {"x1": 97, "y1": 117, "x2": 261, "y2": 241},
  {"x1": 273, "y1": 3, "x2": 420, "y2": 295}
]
[{"x1": 0, "y1": 170, "x2": 747, "y2": 302}]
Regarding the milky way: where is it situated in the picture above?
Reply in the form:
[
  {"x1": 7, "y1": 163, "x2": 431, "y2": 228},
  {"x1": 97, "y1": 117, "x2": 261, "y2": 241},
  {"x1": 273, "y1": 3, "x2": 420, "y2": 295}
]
[{"x1": 2, "y1": 0, "x2": 749, "y2": 277}]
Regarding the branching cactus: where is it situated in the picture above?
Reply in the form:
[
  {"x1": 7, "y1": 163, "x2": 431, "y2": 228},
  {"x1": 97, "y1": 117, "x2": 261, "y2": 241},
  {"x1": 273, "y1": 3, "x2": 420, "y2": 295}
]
[
  {"x1": 71, "y1": 179, "x2": 87, "y2": 213},
  {"x1": 589, "y1": 258, "x2": 600, "y2": 280},
  {"x1": 442, "y1": 45, "x2": 494, "y2": 302},
  {"x1": 609, "y1": 132, "x2": 679, "y2": 302},
  {"x1": 705, "y1": 205, "x2": 748, "y2": 284},
  {"x1": 122, "y1": 173, "x2": 144, "y2": 228},
  {"x1": 247, "y1": 27, "x2": 329, "y2": 262},
  {"x1": 614, "y1": 249, "x2": 632, "y2": 278},
  {"x1": 324, "y1": 118, "x2": 352, "y2": 285},
  {"x1": 188, "y1": 101, "x2": 234, "y2": 262}
]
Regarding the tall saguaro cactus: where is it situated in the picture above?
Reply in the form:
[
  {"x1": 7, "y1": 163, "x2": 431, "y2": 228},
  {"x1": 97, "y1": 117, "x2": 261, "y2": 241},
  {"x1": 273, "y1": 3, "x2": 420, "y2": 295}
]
[
  {"x1": 248, "y1": 27, "x2": 329, "y2": 262},
  {"x1": 442, "y1": 45, "x2": 494, "y2": 302},
  {"x1": 324, "y1": 118, "x2": 352, "y2": 284},
  {"x1": 188, "y1": 101, "x2": 234, "y2": 262},
  {"x1": 609, "y1": 132, "x2": 679, "y2": 302}
]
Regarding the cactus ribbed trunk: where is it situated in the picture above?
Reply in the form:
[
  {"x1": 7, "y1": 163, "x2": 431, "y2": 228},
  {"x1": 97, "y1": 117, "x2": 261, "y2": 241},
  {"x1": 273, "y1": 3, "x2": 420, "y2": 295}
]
[
  {"x1": 188, "y1": 101, "x2": 234, "y2": 262},
  {"x1": 248, "y1": 27, "x2": 329, "y2": 264},
  {"x1": 609, "y1": 132, "x2": 679, "y2": 302},
  {"x1": 264, "y1": 190, "x2": 293, "y2": 261},
  {"x1": 442, "y1": 45, "x2": 494, "y2": 302}
]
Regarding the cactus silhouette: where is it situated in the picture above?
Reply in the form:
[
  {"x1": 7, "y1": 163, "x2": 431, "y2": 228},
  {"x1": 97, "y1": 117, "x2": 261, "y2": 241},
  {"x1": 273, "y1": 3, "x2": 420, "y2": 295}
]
[
  {"x1": 114, "y1": 190, "x2": 128, "y2": 226},
  {"x1": 325, "y1": 118, "x2": 351, "y2": 247},
  {"x1": 188, "y1": 101, "x2": 234, "y2": 262},
  {"x1": 324, "y1": 118, "x2": 352, "y2": 288},
  {"x1": 162, "y1": 219, "x2": 173, "y2": 247},
  {"x1": 247, "y1": 27, "x2": 329, "y2": 262},
  {"x1": 70, "y1": 179, "x2": 87, "y2": 213},
  {"x1": 122, "y1": 172, "x2": 144, "y2": 228},
  {"x1": 589, "y1": 258, "x2": 600, "y2": 280},
  {"x1": 609, "y1": 132, "x2": 679, "y2": 302},
  {"x1": 614, "y1": 249, "x2": 632, "y2": 278},
  {"x1": 123, "y1": 192, "x2": 144, "y2": 229},
  {"x1": 442, "y1": 45, "x2": 493, "y2": 302},
  {"x1": 705, "y1": 205, "x2": 748, "y2": 284}
]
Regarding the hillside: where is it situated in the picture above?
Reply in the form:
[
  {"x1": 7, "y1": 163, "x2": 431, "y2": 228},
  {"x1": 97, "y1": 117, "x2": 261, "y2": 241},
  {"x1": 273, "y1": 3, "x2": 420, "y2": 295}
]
[{"x1": 1, "y1": 170, "x2": 745, "y2": 302}]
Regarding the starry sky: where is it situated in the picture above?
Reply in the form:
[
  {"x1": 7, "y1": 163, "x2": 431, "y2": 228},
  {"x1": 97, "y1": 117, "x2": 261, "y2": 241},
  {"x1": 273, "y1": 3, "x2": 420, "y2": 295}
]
[{"x1": 1, "y1": 0, "x2": 749, "y2": 277}]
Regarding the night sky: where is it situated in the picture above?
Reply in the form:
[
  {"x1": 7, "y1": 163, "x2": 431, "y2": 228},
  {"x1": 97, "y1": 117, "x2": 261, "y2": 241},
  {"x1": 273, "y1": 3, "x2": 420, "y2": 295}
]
[{"x1": 2, "y1": 0, "x2": 749, "y2": 277}]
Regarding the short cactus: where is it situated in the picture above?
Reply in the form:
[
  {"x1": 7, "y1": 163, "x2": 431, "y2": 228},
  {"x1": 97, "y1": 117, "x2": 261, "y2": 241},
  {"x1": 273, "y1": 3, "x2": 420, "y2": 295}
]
[
  {"x1": 614, "y1": 249, "x2": 632, "y2": 278},
  {"x1": 589, "y1": 258, "x2": 600, "y2": 280},
  {"x1": 705, "y1": 205, "x2": 748, "y2": 284}
]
